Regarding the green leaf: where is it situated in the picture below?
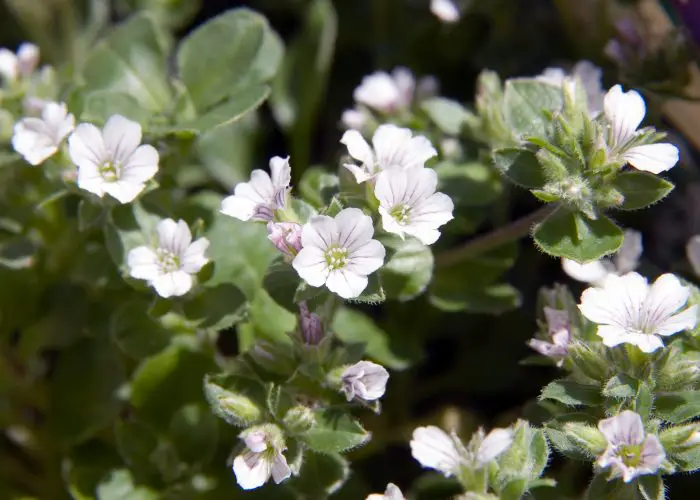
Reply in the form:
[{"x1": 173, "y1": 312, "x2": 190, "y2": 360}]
[
  {"x1": 177, "y1": 8, "x2": 282, "y2": 111},
  {"x1": 492, "y1": 148, "x2": 546, "y2": 189},
  {"x1": 78, "y1": 199, "x2": 107, "y2": 231},
  {"x1": 288, "y1": 452, "x2": 349, "y2": 496},
  {"x1": 270, "y1": 0, "x2": 337, "y2": 134},
  {"x1": 503, "y1": 79, "x2": 563, "y2": 139},
  {"x1": 498, "y1": 423, "x2": 550, "y2": 483},
  {"x1": 248, "y1": 290, "x2": 297, "y2": 343},
  {"x1": 380, "y1": 237, "x2": 434, "y2": 301},
  {"x1": 543, "y1": 426, "x2": 592, "y2": 461},
  {"x1": 65, "y1": 442, "x2": 122, "y2": 500},
  {"x1": 114, "y1": 420, "x2": 159, "y2": 475},
  {"x1": 421, "y1": 97, "x2": 472, "y2": 135},
  {"x1": 96, "y1": 469, "x2": 159, "y2": 500},
  {"x1": 204, "y1": 210, "x2": 278, "y2": 298},
  {"x1": 539, "y1": 379, "x2": 602, "y2": 407},
  {"x1": 436, "y1": 161, "x2": 503, "y2": 207},
  {"x1": 637, "y1": 475, "x2": 664, "y2": 500},
  {"x1": 104, "y1": 202, "x2": 162, "y2": 270},
  {"x1": 183, "y1": 284, "x2": 246, "y2": 330},
  {"x1": 299, "y1": 409, "x2": 370, "y2": 453},
  {"x1": 130, "y1": 340, "x2": 215, "y2": 426},
  {"x1": 169, "y1": 403, "x2": 218, "y2": 465},
  {"x1": 203, "y1": 373, "x2": 266, "y2": 427},
  {"x1": 611, "y1": 172, "x2": 674, "y2": 210},
  {"x1": 533, "y1": 208, "x2": 623, "y2": 262},
  {"x1": 81, "y1": 91, "x2": 151, "y2": 127},
  {"x1": 429, "y1": 282, "x2": 521, "y2": 314},
  {"x1": 49, "y1": 338, "x2": 126, "y2": 445},
  {"x1": 585, "y1": 474, "x2": 635, "y2": 500},
  {"x1": 332, "y1": 306, "x2": 409, "y2": 370},
  {"x1": 169, "y1": 85, "x2": 270, "y2": 134},
  {"x1": 0, "y1": 236, "x2": 37, "y2": 269},
  {"x1": 299, "y1": 166, "x2": 340, "y2": 208},
  {"x1": 82, "y1": 14, "x2": 172, "y2": 112},
  {"x1": 655, "y1": 391, "x2": 700, "y2": 423},
  {"x1": 603, "y1": 374, "x2": 639, "y2": 399},
  {"x1": 110, "y1": 301, "x2": 171, "y2": 359}
]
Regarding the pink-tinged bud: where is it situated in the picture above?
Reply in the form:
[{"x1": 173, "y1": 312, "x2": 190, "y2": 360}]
[
  {"x1": 299, "y1": 302, "x2": 323, "y2": 345},
  {"x1": 267, "y1": 222, "x2": 302, "y2": 257}
]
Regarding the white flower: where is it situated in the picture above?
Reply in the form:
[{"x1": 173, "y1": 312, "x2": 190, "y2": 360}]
[
  {"x1": 68, "y1": 115, "x2": 159, "y2": 203},
  {"x1": 341, "y1": 108, "x2": 369, "y2": 130},
  {"x1": 527, "y1": 307, "x2": 571, "y2": 366},
  {"x1": 232, "y1": 427, "x2": 291, "y2": 490},
  {"x1": 430, "y1": 0, "x2": 461, "y2": 23},
  {"x1": 410, "y1": 426, "x2": 462, "y2": 476},
  {"x1": 476, "y1": 428, "x2": 514, "y2": 464},
  {"x1": 12, "y1": 102, "x2": 74, "y2": 165},
  {"x1": 341, "y1": 124, "x2": 437, "y2": 183},
  {"x1": 537, "y1": 60, "x2": 605, "y2": 116},
  {"x1": 366, "y1": 483, "x2": 405, "y2": 500},
  {"x1": 562, "y1": 229, "x2": 642, "y2": 286},
  {"x1": 127, "y1": 219, "x2": 209, "y2": 298},
  {"x1": 341, "y1": 360, "x2": 389, "y2": 402},
  {"x1": 353, "y1": 67, "x2": 416, "y2": 113},
  {"x1": 604, "y1": 85, "x2": 679, "y2": 174},
  {"x1": 597, "y1": 410, "x2": 665, "y2": 483},
  {"x1": 292, "y1": 208, "x2": 385, "y2": 299},
  {"x1": 221, "y1": 156, "x2": 291, "y2": 222},
  {"x1": 375, "y1": 167, "x2": 454, "y2": 245},
  {"x1": 0, "y1": 43, "x2": 39, "y2": 83},
  {"x1": 579, "y1": 272, "x2": 698, "y2": 353}
]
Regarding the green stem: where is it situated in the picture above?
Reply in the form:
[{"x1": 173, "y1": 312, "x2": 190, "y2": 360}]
[{"x1": 435, "y1": 204, "x2": 557, "y2": 269}]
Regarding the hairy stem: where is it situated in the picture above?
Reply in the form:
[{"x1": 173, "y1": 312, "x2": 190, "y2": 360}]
[{"x1": 435, "y1": 204, "x2": 557, "y2": 269}]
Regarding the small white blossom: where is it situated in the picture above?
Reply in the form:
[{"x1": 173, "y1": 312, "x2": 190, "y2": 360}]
[
  {"x1": 12, "y1": 101, "x2": 74, "y2": 165},
  {"x1": 597, "y1": 411, "x2": 665, "y2": 483},
  {"x1": 410, "y1": 426, "x2": 463, "y2": 476},
  {"x1": 527, "y1": 307, "x2": 571, "y2": 366},
  {"x1": 430, "y1": 0, "x2": 461, "y2": 23},
  {"x1": 579, "y1": 272, "x2": 698, "y2": 353},
  {"x1": 232, "y1": 427, "x2": 291, "y2": 490},
  {"x1": 604, "y1": 85, "x2": 679, "y2": 174},
  {"x1": 476, "y1": 428, "x2": 514, "y2": 464},
  {"x1": 292, "y1": 208, "x2": 385, "y2": 299},
  {"x1": 537, "y1": 60, "x2": 605, "y2": 116},
  {"x1": 68, "y1": 115, "x2": 159, "y2": 203},
  {"x1": 366, "y1": 483, "x2": 405, "y2": 500},
  {"x1": 562, "y1": 229, "x2": 642, "y2": 286},
  {"x1": 341, "y1": 124, "x2": 437, "y2": 183},
  {"x1": 221, "y1": 156, "x2": 291, "y2": 221},
  {"x1": 0, "y1": 43, "x2": 39, "y2": 83},
  {"x1": 127, "y1": 219, "x2": 209, "y2": 298},
  {"x1": 341, "y1": 108, "x2": 370, "y2": 131},
  {"x1": 353, "y1": 68, "x2": 414, "y2": 113},
  {"x1": 341, "y1": 360, "x2": 389, "y2": 402},
  {"x1": 375, "y1": 167, "x2": 454, "y2": 245}
]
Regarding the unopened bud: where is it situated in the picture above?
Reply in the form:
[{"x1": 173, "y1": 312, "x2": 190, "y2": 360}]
[
  {"x1": 657, "y1": 351, "x2": 700, "y2": 391},
  {"x1": 282, "y1": 405, "x2": 316, "y2": 434},
  {"x1": 267, "y1": 221, "x2": 302, "y2": 257},
  {"x1": 568, "y1": 342, "x2": 610, "y2": 382},
  {"x1": 247, "y1": 341, "x2": 298, "y2": 376},
  {"x1": 660, "y1": 424, "x2": 700, "y2": 453},
  {"x1": 299, "y1": 302, "x2": 323, "y2": 345},
  {"x1": 16, "y1": 43, "x2": 39, "y2": 77},
  {"x1": 563, "y1": 422, "x2": 606, "y2": 455},
  {"x1": 204, "y1": 375, "x2": 263, "y2": 426}
]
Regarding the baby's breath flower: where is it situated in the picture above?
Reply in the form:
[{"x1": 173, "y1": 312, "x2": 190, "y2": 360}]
[
  {"x1": 366, "y1": 483, "x2": 405, "y2": 500},
  {"x1": 341, "y1": 360, "x2": 389, "y2": 402},
  {"x1": 410, "y1": 426, "x2": 463, "y2": 476},
  {"x1": 292, "y1": 208, "x2": 385, "y2": 299},
  {"x1": 68, "y1": 115, "x2": 159, "y2": 203},
  {"x1": 221, "y1": 156, "x2": 291, "y2": 222},
  {"x1": 232, "y1": 426, "x2": 291, "y2": 490},
  {"x1": 128, "y1": 219, "x2": 209, "y2": 298},
  {"x1": 0, "y1": 43, "x2": 39, "y2": 83},
  {"x1": 579, "y1": 272, "x2": 697, "y2": 353},
  {"x1": 12, "y1": 101, "x2": 74, "y2": 165},
  {"x1": 597, "y1": 411, "x2": 665, "y2": 483}
]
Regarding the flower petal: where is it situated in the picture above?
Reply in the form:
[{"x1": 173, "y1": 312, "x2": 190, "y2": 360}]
[
  {"x1": 270, "y1": 452, "x2": 291, "y2": 484},
  {"x1": 127, "y1": 246, "x2": 160, "y2": 280},
  {"x1": 598, "y1": 410, "x2": 645, "y2": 447},
  {"x1": 182, "y1": 238, "x2": 210, "y2": 273},
  {"x1": 624, "y1": 143, "x2": 679, "y2": 174},
  {"x1": 301, "y1": 215, "x2": 337, "y2": 251},
  {"x1": 642, "y1": 273, "x2": 691, "y2": 330},
  {"x1": 233, "y1": 452, "x2": 270, "y2": 490},
  {"x1": 326, "y1": 269, "x2": 368, "y2": 298},
  {"x1": 604, "y1": 85, "x2": 646, "y2": 147},
  {"x1": 69, "y1": 123, "x2": 106, "y2": 171},
  {"x1": 347, "y1": 239, "x2": 385, "y2": 276},
  {"x1": 562, "y1": 258, "x2": 611, "y2": 285},
  {"x1": 103, "y1": 115, "x2": 142, "y2": 163},
  {"x1": 578, "y1": 273, "x2": 648, "y2": 328},
  {"x1": 292, "y1": 247, "x2": 329, "y2": 287},
  {"x1": 477, "y1": 428, "x2": 513, "y2": 464},
  {"x1": 410, "y1": 426, "x2": 461, "y2": 476},
  {"x1": 341, "y1": 129, "x2": 375, "y2": 168},
  {"x1": 336, "y1": 208, "x2": 374, "y2": 250},
  {"x1": 103, "y1": 180, "x2": 145, "y2": 204},
  {"x1": 121, "y1": 144, "x2": 159, "y2": 184},
  {"x1": 152, "y1": 271, "x2": 193, "y2": 298},
  {"x1": 653, "y1": 305, "x2": 698, "y2": 337}
]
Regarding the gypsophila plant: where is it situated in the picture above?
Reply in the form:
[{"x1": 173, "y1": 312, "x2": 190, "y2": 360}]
[{"x1": 2, "y1": 1, "x2": 700, "y2": 499}]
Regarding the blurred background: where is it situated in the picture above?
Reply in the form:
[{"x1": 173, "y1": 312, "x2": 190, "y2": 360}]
[{"x1": 2, "y1": 0, "x2": 700, "y2": 497}]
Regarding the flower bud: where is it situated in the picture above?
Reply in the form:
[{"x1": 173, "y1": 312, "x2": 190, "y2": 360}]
[
  {"x1": 16, "y1": 43, "x2": 39, "y2": 77},
  {"x1": 656, "y1": 350, "x2": 700, "y2": 391},
  {"x1": 568, "y1": 342, "x2": 610, "y2": 382},
  {"x1": 563, "y1": 422, "x2": 607, "y2": 455},
  {"x1": 299, "y1": 302, "x2": 324, "y2": 345},
  {"x1": 267, "y1": 221, "x2": 302, "y2": 257},
  {"x1": 247, "y1": 341, "x2": 298, "y2": 376},
  {"x1": 282, "y1": 405, "x2": 317, "y2": 434},
  {"x1": 340, "y1": 360, "x2": 390, "y2": 402},
  {"x1": 660, "y1": 423, "x2": 700, "y2": 453},
  {"x1": 204, "y1": 375, "x2": 263, "y2": 426}
]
